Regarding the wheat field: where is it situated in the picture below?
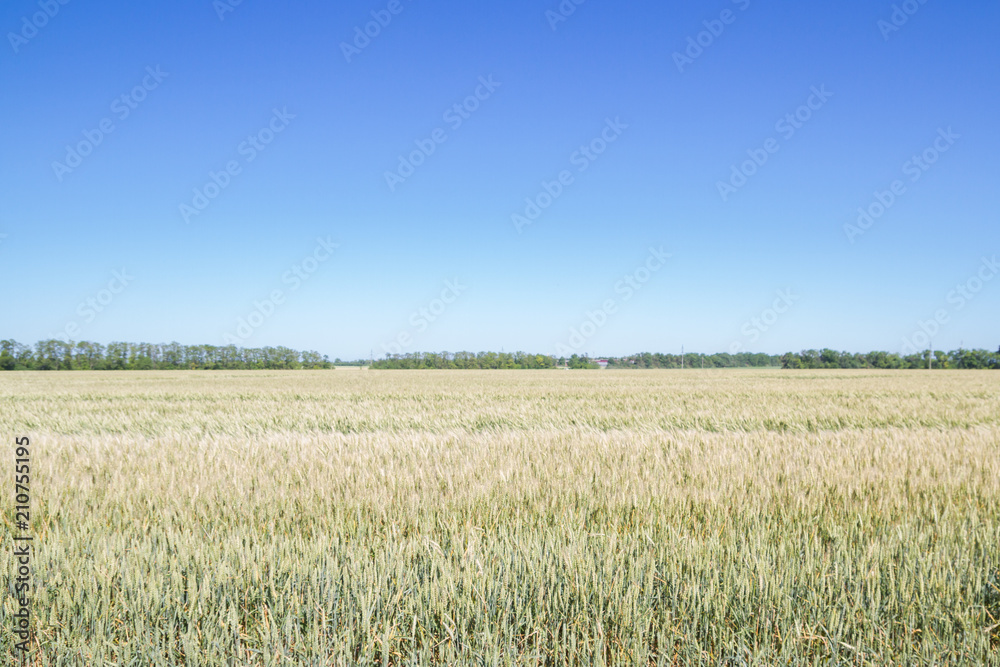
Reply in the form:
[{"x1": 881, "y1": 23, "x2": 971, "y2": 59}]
[{"x1": 1, "y1": 369, "x2": 999, "y2": 665}]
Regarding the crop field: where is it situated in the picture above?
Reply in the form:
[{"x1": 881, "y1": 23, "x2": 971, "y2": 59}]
[{"x1": 1, "y1": 369, "x2": 999, "y2": 665}]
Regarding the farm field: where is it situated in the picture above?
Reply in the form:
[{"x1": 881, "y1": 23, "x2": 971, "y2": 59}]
[{"x1": 1, "y1": 369, "x2": 999, "y2": 665}]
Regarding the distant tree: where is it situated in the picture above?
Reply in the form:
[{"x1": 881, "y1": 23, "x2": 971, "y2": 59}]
[{"x1": 0, "y1": 340, "x2": 15, "y2": 371}]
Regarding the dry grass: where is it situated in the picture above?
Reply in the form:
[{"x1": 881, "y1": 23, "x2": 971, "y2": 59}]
[{"x1": 1, "y1": 370, "x2": 998, "y2": 664}]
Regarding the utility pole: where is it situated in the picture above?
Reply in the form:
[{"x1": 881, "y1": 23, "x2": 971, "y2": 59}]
[{"x1": 681, "y1": 345, "x2": 684, "y2": 369}]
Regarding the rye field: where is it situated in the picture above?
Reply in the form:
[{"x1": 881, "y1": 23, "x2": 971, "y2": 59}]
[{"x1": 1, "y1": 369, "x2": 999, "y2": 665}]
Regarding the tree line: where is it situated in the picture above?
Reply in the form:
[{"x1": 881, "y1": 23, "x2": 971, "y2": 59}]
[
  {"x1": 372, "y1": 351, "x2": 559, "y2": 369},
  {"x1": 604, "y1": 352, "x2": 780, "y2": 369},
  {"x1": 1, "y1": 339, "x2": 997, "y2": 371},
  {"x1": 0, "y1": 340, "x2": 331, "y2": 370},
  {"x1": 372, "y1": 351, "x2": 782, "y2": 369},
  {"x1": 779, "y1": 348, "x2": 1000, "y2": 370}
]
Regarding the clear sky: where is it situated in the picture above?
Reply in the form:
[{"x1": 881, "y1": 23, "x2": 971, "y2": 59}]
[{"x1": 2, "y1": 0, "x2": 998, "y2": 359}]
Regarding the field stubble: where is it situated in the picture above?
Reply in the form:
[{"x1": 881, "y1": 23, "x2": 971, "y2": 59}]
[{"x1": 1, "y1": 370, "x2": 998, "y2": 664}]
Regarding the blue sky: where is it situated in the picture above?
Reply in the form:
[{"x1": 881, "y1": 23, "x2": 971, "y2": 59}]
[{"x1": 1, "y1": 0, "x2": 998, "y2": 359}]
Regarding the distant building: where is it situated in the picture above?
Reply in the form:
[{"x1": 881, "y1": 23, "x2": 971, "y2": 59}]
[{"x1": 595, "y1": 359, "x2": 608, "y2": 368}]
